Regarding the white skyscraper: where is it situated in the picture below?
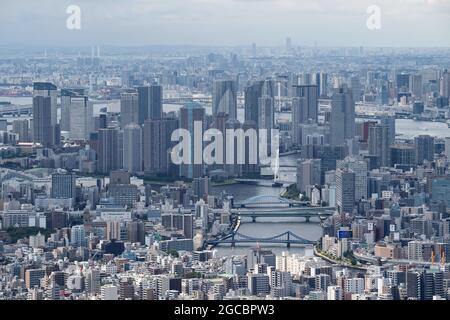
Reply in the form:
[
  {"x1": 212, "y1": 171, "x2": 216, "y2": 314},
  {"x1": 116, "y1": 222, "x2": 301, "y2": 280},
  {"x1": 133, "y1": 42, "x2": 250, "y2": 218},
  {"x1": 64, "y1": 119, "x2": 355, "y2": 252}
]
[
  {"x1": 70, "y1": 225, "x2": 86, "y2": 247},
  {"x1": 69, "y1": 96, "x2": 92, "y2": 140},
  {"x1": 337, "y1": 156, "x2": 368, "y2": 202}
]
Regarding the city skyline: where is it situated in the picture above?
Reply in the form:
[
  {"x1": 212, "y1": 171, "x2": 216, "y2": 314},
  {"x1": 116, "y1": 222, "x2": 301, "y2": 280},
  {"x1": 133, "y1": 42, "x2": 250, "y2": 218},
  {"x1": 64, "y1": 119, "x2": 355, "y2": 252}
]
[{"x1": 2, "y1": 0, "x2": 450, "y2": 305}]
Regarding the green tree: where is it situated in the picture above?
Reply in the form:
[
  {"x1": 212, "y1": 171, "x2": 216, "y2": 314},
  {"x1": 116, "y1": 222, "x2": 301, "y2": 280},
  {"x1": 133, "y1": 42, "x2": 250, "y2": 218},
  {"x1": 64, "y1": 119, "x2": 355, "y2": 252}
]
[{"x1": 168, "y1": 249, "x2": 179, "y2": 258}]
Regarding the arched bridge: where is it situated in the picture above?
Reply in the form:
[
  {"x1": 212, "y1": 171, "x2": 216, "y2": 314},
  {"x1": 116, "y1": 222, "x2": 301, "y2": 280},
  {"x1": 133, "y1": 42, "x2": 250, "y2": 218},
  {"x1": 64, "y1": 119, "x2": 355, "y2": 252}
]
[
  {"x1": 234, "y1": 195, "x2": 306, "y2": 208},
  {"x1": 232, "y1": 195, "x2": 335, "y2": 222},
  {"x1": 205, "y1": 231, "x2": 316, "y2": 249}
]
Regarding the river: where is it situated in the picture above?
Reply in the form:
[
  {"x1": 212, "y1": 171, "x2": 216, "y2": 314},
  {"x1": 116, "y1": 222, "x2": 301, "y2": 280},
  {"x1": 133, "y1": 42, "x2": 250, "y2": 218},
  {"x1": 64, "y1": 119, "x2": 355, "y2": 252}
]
[{"x1": 211, "y1": 154, "x2": 322, "y2": 257}]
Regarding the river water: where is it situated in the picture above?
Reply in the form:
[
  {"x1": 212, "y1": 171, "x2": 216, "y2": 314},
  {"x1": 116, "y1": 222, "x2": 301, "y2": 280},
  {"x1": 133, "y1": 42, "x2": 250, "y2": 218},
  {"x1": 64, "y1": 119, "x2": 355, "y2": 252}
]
[{"x1": 211, "y1": 154, "x2": 322, "y2": 257}]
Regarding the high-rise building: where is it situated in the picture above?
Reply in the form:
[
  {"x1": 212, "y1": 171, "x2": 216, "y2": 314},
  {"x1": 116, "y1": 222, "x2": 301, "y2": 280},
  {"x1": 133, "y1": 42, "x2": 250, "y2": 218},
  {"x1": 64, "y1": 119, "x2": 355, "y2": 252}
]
[
  {"x1": 380, "y1": 116, "x2": 396, "y2": 146},
  {"x1": 70, "y1": 225, "x2": 87, "y2": 247},
  {"x1": 344, "y1": 278, "x2": 365, "y2": 295},
  {"x1": 413, "y1": 101, "x2": 425, "y2": 114},
  {"x1": 12, "y1": 119, "x2": 30, "y2": 142},
  {"x1": 179, "y1": 102, "x2": 205, "y2": 179},
  {"x1": 390, "y1": 144, "x2": 416, "y2": 169},
  {"x1": 315, "y1": 274, "x2": 331, "y2": 291},
  {"x1": 396, "y1": 73, "x2": 410, "y2": 92},
  {"x1": 301, "y1": 144, "x2": 347, "y2": 175},
  {"x1": 127, "y1": 221, "x2": 145, "y2": 244},
  {"x1": 137, "y1": 85, "x2": 163, "y2": 125},
  {"x1": 258, "y1": 96, "x2": 274, "y2": 148},
  {"x1": 337, "y1": 156, "x2": 368, "y2": 201},
  {"x1": 422, "y1": 269, "x2": 444, "y2": 300},
  {"x1": 410, "y1": 74, "x2": 423, "y2": 99},
  {"x1": 161, "y1": 213, "x2": 194, "y2": 239},
  {"x1": 123, "y1": 123, "x2": 142, "y2": 174},
  {"x1": 414, "y1": 135, "x2": 434, "y2": 165},
  {"x1": 242, "y1": 120, "x2": 260, "y2": 175},
  {"x1": 296, "y1": 159, "x2": 321, "y2": 194},
  {"x1": 327, "y1": 286, "x2": 344, "y2": 300},
  {"x1": 297, "y1": 73, "x2": 312, "y2": 86},
  {"x1": 143, "y1": 118, "x2": 179, "y2": 176},
  {"x1": 108, "y1": 184, "x2": 138, "y2": 208},
  {"x1": 85, "y1": 269, "x2": 101, "y2": 295},
  {"x1": 368, "y1": 124, "x2": 390, "y2": 168},
  {"x1": 378, "y1": 84, "x2": 389, "y2": 105},
  {"x1": 33, "y1": 82, "x2": 57, "y2": 126},
  {"x1": 120, "y1": 91, "x2": 139, "y2": 129},
  {"x1": 192, "y1": 177, "x2": 210, "y2": 199},
  {"x1": 445, "y1": 137, "x2": 450, "y2": 159},
  {"x1": 432, "y1": 177, "x2": 450, "y2": 207},
  {"x1": 101, "y1": 284, "x2": 119, "y2": 300},
  {"x1": 440, "y1": 69, "x2": 450, "y2": 98},
  {"x1": 330, "y1": 85, "x2": 355, "y2": 146},
  {"x1": 69, "y1": 95, "x2": 92, "y2": 140},
  {"x1": 406, "y1": 270, "x2": 422, "y2": 299},
  {"x1": 291, "y1": 97, "x2": 308, "y2": 145},
  {"x1": 292, "y1": 85, "x2": 318, "y2": 123},
  {"x1": 32, "y1": 96, "x2": 53, "y2": 147},
  {"x1": 335, "y1": 168, "x2": 355, "y2": 214},
  {"x1": 406, "y1": 269, "x2": 444, "y2": 300},
  {"x1": 119, "y1": 278, "x2": 135, "y2": 300},
  {"x1": 244, "y1": 81, "x2": 264, "y2": 125},
  {"x1": 349, "y1": 76, "x2": 361, "y2": 103},
  {"x1": 262, "y1": 80, "x2": 278, "y2": 98},
  {"x1": 208, "y1": 112, "x2": 229, "y2": 173},
  {"x1": 98, "y1": 127, "x2": 120, "y2": 174},
  {"x1": 319, "y1": 72, "x2": 328, "y2": 97},
  {"x1": 51, "y1": 172, "x2": 76, "y2": 199},
  {"x1": 213, "y1": 80, "x2": 237, "y2": 120},
  {"x1": 61, "y1": 88, "x2": 85, "y2": 132},
  {"x1": 224, "y1": 119, "x2": 244, "y2": 177},
  {"x1": 248, "y1": 273, "x2": 270, "y2": 296},
  {"x1": 25, "y1": 269, "x2": 46, "y2": 289}
]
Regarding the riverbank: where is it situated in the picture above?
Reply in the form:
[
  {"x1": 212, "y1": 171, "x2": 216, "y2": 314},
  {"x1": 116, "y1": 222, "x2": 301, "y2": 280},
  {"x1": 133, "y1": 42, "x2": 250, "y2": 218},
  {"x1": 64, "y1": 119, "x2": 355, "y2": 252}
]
[
  {"x1": 211, "y1": 179, "x2": 239, "y2": 187},
  {"x1": 313, "y1": 246, "x2": 368, "y2": 271}
]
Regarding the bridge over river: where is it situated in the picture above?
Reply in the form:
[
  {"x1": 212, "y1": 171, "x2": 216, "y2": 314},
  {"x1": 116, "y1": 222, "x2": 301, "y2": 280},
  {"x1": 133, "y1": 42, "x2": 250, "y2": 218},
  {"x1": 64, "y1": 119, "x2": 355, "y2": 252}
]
[
  {"x1": 205, "y1": 230, "x2": 316, "y2": 249},
  {"x1": 232, "y1": 195, "x2": 335, "y2": 222},
  {"x1": 204, "y1": 196, "x2": 335, "y2": 249}
]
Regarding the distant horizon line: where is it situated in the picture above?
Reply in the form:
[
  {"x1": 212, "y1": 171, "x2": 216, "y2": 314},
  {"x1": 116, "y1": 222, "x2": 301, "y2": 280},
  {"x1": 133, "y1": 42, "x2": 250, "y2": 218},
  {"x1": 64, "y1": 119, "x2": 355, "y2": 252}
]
[{"x1": 1, "y1": 43, "x2": 450, "y2": 50}]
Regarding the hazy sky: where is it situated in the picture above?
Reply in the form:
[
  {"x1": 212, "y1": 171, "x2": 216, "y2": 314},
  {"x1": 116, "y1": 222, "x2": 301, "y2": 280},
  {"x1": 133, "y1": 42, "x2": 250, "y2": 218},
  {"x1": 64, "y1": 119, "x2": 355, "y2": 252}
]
[{"x1": 1, "y1": 0, "x2": 450, "y2": 47}]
